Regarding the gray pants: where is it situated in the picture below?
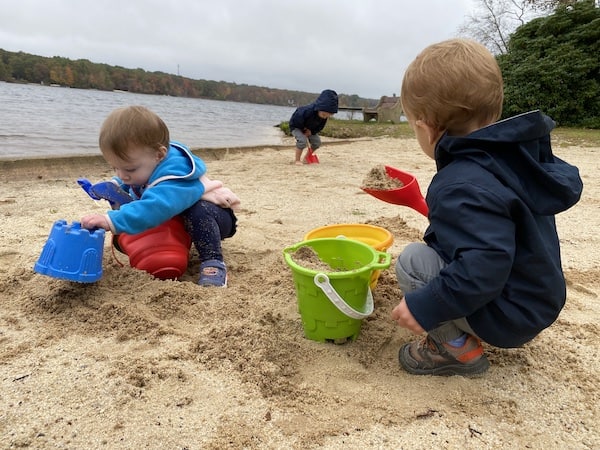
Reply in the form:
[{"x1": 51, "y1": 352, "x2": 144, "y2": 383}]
[
  {"x1": 291, "y1": 128, "x2": 321, "y2": 150},
  {"x1": 395, "y1": 242, "x2": 478, "y2": 342}
]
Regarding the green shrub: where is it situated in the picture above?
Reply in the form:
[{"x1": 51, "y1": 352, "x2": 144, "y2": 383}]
[{"x1": 499, "y1": 1, "x2": 600, "y2": 128}]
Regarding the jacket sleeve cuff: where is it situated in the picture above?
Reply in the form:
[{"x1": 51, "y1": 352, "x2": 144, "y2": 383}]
[{"x1": 105, "y1": 214, "x2": 117, "y2": 234}]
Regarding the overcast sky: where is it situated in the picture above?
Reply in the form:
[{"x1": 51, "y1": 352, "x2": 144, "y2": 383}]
[{"x1": 0, "y1": 0, "x2": 476, "y2": 99}]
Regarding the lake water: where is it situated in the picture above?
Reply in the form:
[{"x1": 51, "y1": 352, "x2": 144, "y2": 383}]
[{"x1": 0, "y1": 81, "x2": 307, "y2": 160}]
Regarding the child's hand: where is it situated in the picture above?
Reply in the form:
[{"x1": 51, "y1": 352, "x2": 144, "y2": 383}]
[
  {"x1": 200, "y1": 175, "x2": 223, "y2": 193},
  {"x1": 200, "y1": 175, "x2": 240, "y2": 210},
  {"x1": 202, "y1": 187, "x2": 240, "y2": 210},
  {"x1": 391, "y1": 298, "x2": 425, "y2": 335},
  {"x1": 81, "y1": 213, "x2": 111, "y2": 231}
]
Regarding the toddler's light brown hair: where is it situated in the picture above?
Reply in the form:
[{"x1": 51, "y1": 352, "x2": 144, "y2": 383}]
[
  {"x1": 99, "y1": 106, "x2": 170, "y2": 161},
  {"x1": 401, "y1": 38, "x2": 504, "y2": 135}
]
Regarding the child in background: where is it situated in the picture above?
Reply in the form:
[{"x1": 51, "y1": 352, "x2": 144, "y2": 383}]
[
  {"x1": 81, "y1": 105, "x2": 239, "y2": 287},
  {"x1": 391, "y1": 39, "x2": 583, "y2": 376},
  {"x1": 289, "y1": 89, "x2": 338, "y2": 165}
]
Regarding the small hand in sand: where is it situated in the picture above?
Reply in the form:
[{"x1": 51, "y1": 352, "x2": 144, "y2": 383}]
[{"x1": 81, "y1": 213, "x2": 111, "y2": 231}]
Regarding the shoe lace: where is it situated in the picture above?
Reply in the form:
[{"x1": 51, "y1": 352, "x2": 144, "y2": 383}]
[{"x1": 419, "y1": 336, "x2": 442, "y2": 354}]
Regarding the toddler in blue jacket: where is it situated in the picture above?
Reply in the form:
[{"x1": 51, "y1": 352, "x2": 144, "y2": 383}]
[
  {"x1": 81, "y1": 105, "x2": 239, "y2": 287},
  {"x1": 391, "y1": 39, "x2": 583, "y2": 376}
]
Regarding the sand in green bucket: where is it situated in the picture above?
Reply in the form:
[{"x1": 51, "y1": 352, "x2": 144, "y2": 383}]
[
  {"x1": 304, "y1": 223, "x2": 394, "y2": 290},
  {"x1": 283, "y1": 238, "x2": 391, "y2": 343}
]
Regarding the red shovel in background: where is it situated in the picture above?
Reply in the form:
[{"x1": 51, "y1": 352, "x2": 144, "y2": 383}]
[
  {"x1": 361, "y1": 166, "x2": 429, "y2": 217},
  {"x1": 305, "y1": 139, "x2": 319, "y2": 164}
]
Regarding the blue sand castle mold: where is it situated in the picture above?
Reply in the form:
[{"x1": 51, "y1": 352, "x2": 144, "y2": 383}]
[{"x1": 34, "y1": 220, "x2": 105, "y2": 283}]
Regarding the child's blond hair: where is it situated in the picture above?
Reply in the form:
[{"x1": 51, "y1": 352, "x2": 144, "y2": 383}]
[
  {"x1": 99, "y1": 106, "x2": 170, "y2": 160},
  {"x1": 401, "y1": 38, "x2": 504, "y2": 135}
]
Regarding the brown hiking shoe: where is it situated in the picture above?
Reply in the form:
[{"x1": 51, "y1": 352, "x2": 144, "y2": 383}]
[{"x1": 399, "y1": 334, "x2": 490, "y2": 376}]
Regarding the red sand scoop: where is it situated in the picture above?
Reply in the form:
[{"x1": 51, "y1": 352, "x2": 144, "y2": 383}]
[
  {"x1": 305, "y1": 140, "x2": 319, "y2": 164},
  {"x1": 361, "y1": 166, "x2": 429, "y2": 217}
]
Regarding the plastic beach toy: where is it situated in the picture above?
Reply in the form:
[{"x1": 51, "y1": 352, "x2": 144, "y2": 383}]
[
  {"x1": 305, "y1": 140, "x2": 319, "y2": 164},
  {"x1": 77, "y1": 178, "x2": 132, "y2": 209},
  {"x1": 34, "y1": 220, "x2": 105, "y2": 283},
  {"x1": 77, "y1": 177, "x2": 190, "y2": 280},
  {"x1": 117, "y1": 216, "x2": 192, "y2": 280},
  {"x1": 283, "y1": 237, "x2": 391, "y2": 342},
  {"x1": 304, "y1": 223, "x2": 393, "y2": 289},
  {"x1": 361, "y1": 166, "x2": 429, "y2": 216}
]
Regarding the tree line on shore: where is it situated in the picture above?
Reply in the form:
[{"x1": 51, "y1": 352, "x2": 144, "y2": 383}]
[{"x1": 0, "y1": 48, "x2": 375, "y2": 109}]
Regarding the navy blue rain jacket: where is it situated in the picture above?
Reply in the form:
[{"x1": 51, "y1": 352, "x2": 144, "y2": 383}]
[
  {"x1": 289, "y1": 89, "x2": 338, "y2": 135},
  {"x1": 406, "y1": 111, "x2": 583, "y2": 348}
]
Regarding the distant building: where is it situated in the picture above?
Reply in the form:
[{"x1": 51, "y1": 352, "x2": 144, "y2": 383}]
[{"x1": 362, "y1": 95, "x2": 403, "y2": 123}]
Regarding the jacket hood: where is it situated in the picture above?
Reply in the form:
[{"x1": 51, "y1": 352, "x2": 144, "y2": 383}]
[
  {"x1": 313, "y1": 89, "x2": 339, "y2": 113},
  {"x1": 435, "y1": 111, "x2": 583, "y2": 215},
  {"x1": 148, "y1": 141, "x2": 205, "y2": 187}
]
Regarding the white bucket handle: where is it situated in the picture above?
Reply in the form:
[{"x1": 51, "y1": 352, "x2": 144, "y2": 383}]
[{"x1": 313, "y1": 273, "x2": 374, "y2": 319}]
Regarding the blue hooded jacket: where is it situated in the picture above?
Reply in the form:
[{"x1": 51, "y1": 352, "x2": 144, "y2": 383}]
[
  {"x1": 107, "y1": 142, "x2": 206, "y2": 234},
  {"x1": 406, "y1": 111, "x2": 583, "y2": 348},
  {"x1": 289, "y1": 89, "x2": 338, "y2": 135}
]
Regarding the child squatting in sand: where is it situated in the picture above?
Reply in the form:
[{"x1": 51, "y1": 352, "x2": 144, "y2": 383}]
[
  {"x1": 81, "y1": 105, "x2": 239, "y2": 287},
  {"x1": 391, "y1": 39, "x2": 583, "y2": 376},
  {"x1": 289, "y1": 89, "x2": 338, "y2": 165}
]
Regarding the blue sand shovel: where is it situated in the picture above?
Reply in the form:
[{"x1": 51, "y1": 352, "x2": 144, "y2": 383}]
[{"x1": 77, "y1": 178, "x2": 133, "y2": 210}]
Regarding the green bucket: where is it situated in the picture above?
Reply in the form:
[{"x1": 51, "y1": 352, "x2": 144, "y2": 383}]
[{"x1": 283, "y1": 238, "x2": 392, "y2": 342}]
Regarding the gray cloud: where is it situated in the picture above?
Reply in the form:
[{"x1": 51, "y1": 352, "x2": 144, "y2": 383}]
[{"x1": 0, "y1": 0, "x2": 474, "y2": 98}]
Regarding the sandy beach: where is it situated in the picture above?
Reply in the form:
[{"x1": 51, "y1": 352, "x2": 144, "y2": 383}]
[{"x1": 1, "y1": 137, "x2": 598, "y2": 449}]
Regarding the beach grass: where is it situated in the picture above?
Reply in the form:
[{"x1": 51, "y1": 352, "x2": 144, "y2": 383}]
[
  {"x1": 551, "y1": 127, "x2": 600, "y2": 147},
  {"x1": 321, "y1": 119, "x2": 600, "y2": 146},
  {"x1": 322, "y1": 119, "x2": 414, "y2": 139}
]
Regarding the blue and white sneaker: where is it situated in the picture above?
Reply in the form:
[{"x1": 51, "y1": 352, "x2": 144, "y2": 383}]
[{"x1": 198, "y1": 259, "x2": 227, "y2": 287}]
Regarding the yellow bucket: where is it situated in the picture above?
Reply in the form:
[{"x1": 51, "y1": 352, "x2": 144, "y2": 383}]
[{"x1": 304, "y1": 224, "x2": 393, "y2": 289}]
